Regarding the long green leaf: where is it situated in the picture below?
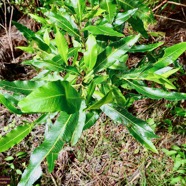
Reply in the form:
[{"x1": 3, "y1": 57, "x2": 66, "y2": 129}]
[
  {"x1": 84, "y1": 25, "x2": 123, "y2": 37},
  {"x1": 12, "y1": 21, "x2": 35, "y2": 39},
  {"x1": 18, "y1": 112, "x2": 74, "y2": 186},
  {"x1": 45, "y1": 12, "x2": 80, "y2": 38},
  {"x1": 0, "y1": 94, "x2": 22, "y2": 114},
  {"x1": 114, "y1": 8, "x2": 138, "y2": 25},
  {"x1": 87, "y1": 91, "x2": 113, "y2": 110},
  {"x1": 83, "y1": 112, "x2": 99, "y2": 130},
  {"x1": 101, "y1": 104, "x2": 158, "y2": 153},
  {"x1": 23, "y1": 59, "x2": 64, "y2": 71},
  {"x1": 100, "y1": 0, "x2": 116, "y2": 22},
  {"x1": 33, "y1": 36, "x2": 51, "y2": 52},
  {"x1": 129, "y1": 42, "x2": 164, "y2": 53},
  {"x1": 71, "y1": 101, "x2": 86, "y2": 145},
  {"x1": 19, "y1": 103, "x2": 86, "y2": 185},
  {"x1": 127, "y1": 80, "x2": 186, "y2": 101},
  {"x1": 118, "y1": 0, "x2": 155, "y2": 24},
  {"x1": 46, "y1": 101, "x2": 86, "y2": 172},
  {"x1": 129, "y1": 17, "x2": 148, "y2": 38},
  {"x1": 0, "y1": 123, "x2": 33, "y2": 153},
  {"x1": 84, "y1": 34, "x2": 97, "y2": 71},
  {"x1": 94, "y1": 34, "x2": 140, "y2": 72},
  {"x1": 119, "y1": 65, "x2": 176, "y2": 89},
  {"x1": 70, "y1": 0, "x2": 85, "y2": 22},
  {"x1": 18, "y1": 81, "x2": 81, "y2": 114},
  {"x1": 153, "y1": 42, "x2": 186, "y2": 68},
  {"x1": 0, "y1": 80, "x2": 45, "y2": 95},
  {"x1": 13, "y1": 21, "x2": 50, "y2": 52},
  {"x1": 55, "y1": 27, "x2": 68, "y2": 64}
]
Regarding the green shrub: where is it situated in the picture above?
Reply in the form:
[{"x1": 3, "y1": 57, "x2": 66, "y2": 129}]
[{"x1": 0, "y1": 0, "x2": 186, "y2": 185}]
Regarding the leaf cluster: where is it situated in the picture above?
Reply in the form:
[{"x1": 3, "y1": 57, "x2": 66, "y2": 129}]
[{"x1": 0, "y1": 0, "x2": 186, "y2": 185}]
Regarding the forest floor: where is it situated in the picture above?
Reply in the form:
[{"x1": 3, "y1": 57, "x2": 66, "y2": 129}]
[{"x1": 0, "y1": 2, "x2": 186, "y2": 186}]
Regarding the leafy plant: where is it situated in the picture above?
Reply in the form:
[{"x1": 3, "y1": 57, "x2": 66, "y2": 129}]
[
  {"x1": 163, "y1": 145, "x2": 186, "y2": 185},
  {"x1": 0, "y1": 0, "x2": 186, "y2": 185}
]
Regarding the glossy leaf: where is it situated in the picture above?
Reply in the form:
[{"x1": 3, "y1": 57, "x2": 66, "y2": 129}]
[
  {"x1": 45, "y1": 12, "x2": 80, "y2": 39},
  {"x1": 82, "y1": 5, "x2": 105, "y2": 20},
  {"x1": 126, "y1": 80, "x2": 186, "y2": 101},
  {"x1": 70, "y1": 0, "x2": 85, "y2": 22},
  {"x1": 33, "y1": 36, "x2": 51, "y2": 52},
  {"x1": 129, "y1": 17, "x2": 148, "y2": 38},
  {"x1": 84, "y1": 34, "x2": 97, "y2": 71},
  {"x1": 114, "y1": 8, "x2": 138, "y2": 25},
  {"x1": 118, "y1": 0, "x2": 155, "y2": 24},
  {"x1": 112, "y1": 88, "x2": 126, "y2": 106},
  {"x1": 29, "y1": 14, "x2": 47, "y2": 24},
  {"x1": 153, "y1": 42, "x2": 186, "y2": 68},
  {"x1": 108, "y1": 54, "x2": 128, "y2": 70},
  {"x1": 12, "y1": 21, "x2": 35, "y2": 39},
  {"x1": 43, "y1": 29, "x2": 50, "y2": 45},
  {"x1": 83, "y1": 112, "x2": 99, "y2": 130},
  {"x1": 71, "y1": 101, "x2": 86, "y2": 145},
  {"x1": 101, "y1": 104, "x2": 158, "y2": 153},
  {"x1": 129, "y1": 42, "x2": 164, "y2": 53},
  {"x1": 18, "y1": 112, "x2": 76, "y2": 186},
  {"x1": 87, "y1": 91, "x2": 113, "y2": 110},
  {"x1": 100, "y1": 0, "x2": 116, "y2": 23},
  {"x1": 94, "y1": 34, "x2": 140, "y2": 72},
  {"x1": 47, "y1": 101, "x2": 86, "y2": 172},
  {"x1": 0, "y1": 123, "x2": 33, "y2": 153},
  {"x1": 18, "y1": 81, "x2": 81, "y2": 114},
  {"x1": 84, "y1": 25, "x2": 123, "y2": 37},
  {"x1": 24, "y1": 59, "x2": 64, "y2": 71},
  {"x1": 55, "y1": 28, "x2": 68, "y2": 64},
  {"x1": 0, "y1": 80, "x2": 45, "y2": 95},
  {"x1": 119, "y1": 65, "x2": 176, "y2": 89},
  {"x1": 0, "y1": 94, "x2": 22, "y2": 114},
  {"x1": 86, "y1": 81, "x2": 96, "y2": 104},
  {"x1": 12, "y1": 22, "x2": 50, "y2": 52}
]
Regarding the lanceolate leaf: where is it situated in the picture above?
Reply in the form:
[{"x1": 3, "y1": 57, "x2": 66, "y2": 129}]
[
  {"x1": 112, "y1": 88, "x2": 126, "y2": 106},
  {"x1": 23, "y1": 59, "x2": 64, "y2": 71},
  {"x1": 71, "y1": 101, "x2": 86, "y2": 145},
  {"x1": 126, "y1": 80, "x2": 186, "y2": 101},
  {"x1": 18, "y1": 81, "x2": 81, "y2": 114},
  {"x1": 84, "y1": 34, "x2": 97, "y2": 71},
  {"x1": 119, "y1": 65, "x2": 176, "y2": 89},
  {"x1": 45, "y1": 12, "x2": 80, "y2": 38},
  {"x1": 129, "y1": 42, "x2": 164, "y2": 53},
  {"x1": 33, "y1": 36, "x2": 51, "y2": 52},
  {"x1": 47, "y1": 102, "x2": 86, "y2": 172},
  {"x1": 101, "y1": 104, "x2": 158, "y2": 153},
  {"x1": 118, "y1": 0, "x2": 155, "y2": 24},
  {"x1": 18, "y1": 112, "x2": 76, "y2": 186},
  {"x1": 70, "y1": 0, "x2": 85, "y2": 22},
  {"x1": 83, "y1": 112, "x2": 99, "y2": 130},
  {"x1": 94, "y1": 34, "x2": 140, "y2": 72},
  {"x1": 84, "y1": 25, "x2": 123, "y2": 37},
  {"x1": 19, "y1": 102, "x2": 86, "y2": 184},
  {"x1": 129, "y1": 17, "x2": 148, "y2": 38},
  {"x1": 55, "y1": 28, "x2": 68, "y2": 64},
  {"x1": 153, "y1": 42, "x2": 186, "y2": 68},
  {"x1": 0, "y1": 123, "x2": 33, "y2": 153},
  {"x1": 114, "y1": 8, "x2": 138, "y2": 25},
  {"x1": 0, "y1": 94, "x2": 22, "y2": 114},
  {"x1": 0, "y1": 80, "x2": 45, "y2": 95},
  {"x1": 12, "y1": 22, "x2": 50, "y2": 52},
  {"x1": 87, "y1": 91, "x2": 113, "y2": 110},
  {"x1": 100, "y1": 0, "x2": 116, "y2": 23},
  {"x1": 12, "y1": 21, "x2": 35, "y2": 39}
]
